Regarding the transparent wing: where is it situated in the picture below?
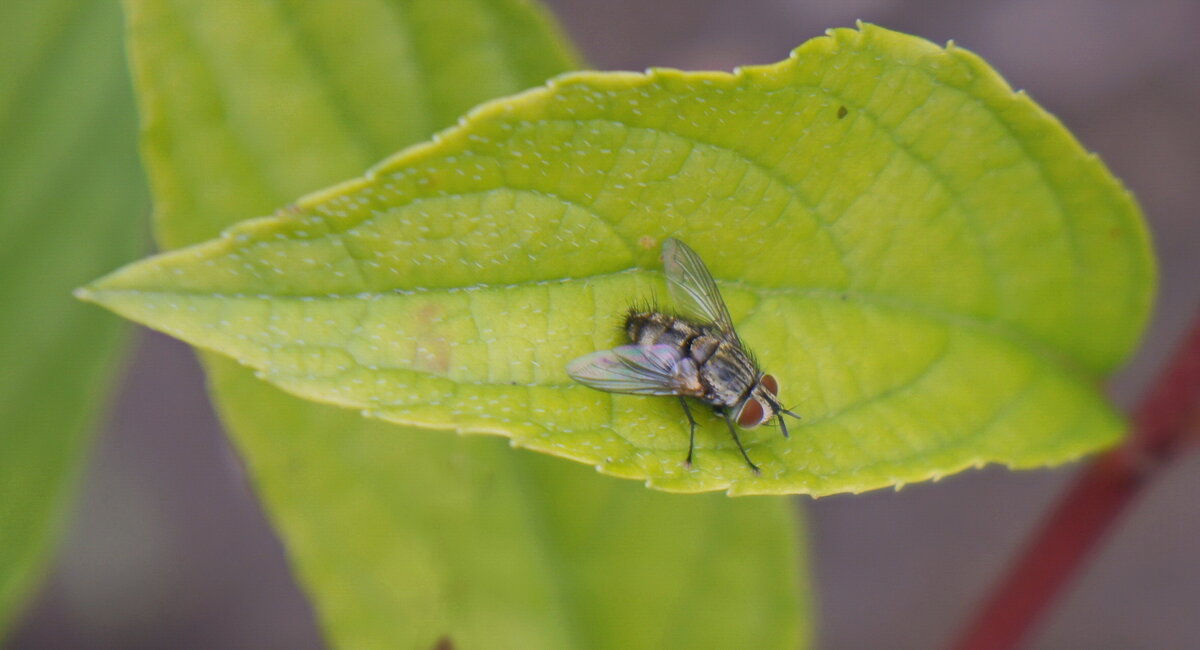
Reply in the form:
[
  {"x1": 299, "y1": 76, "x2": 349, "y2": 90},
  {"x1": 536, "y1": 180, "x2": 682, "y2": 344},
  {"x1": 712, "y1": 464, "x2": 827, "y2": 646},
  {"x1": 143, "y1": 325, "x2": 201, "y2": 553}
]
[
  {"x1": 567, "y1": 344, "x2": 688, "y2": 395},
  {"x1": 661, "y1": 237, "x2": 739, "y2": 342}
]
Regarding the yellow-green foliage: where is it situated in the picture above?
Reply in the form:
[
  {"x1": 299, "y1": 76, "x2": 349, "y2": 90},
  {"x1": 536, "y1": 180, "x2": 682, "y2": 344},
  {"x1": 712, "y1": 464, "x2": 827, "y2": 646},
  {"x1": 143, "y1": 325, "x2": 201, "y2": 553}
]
[
  {"x1": 95, "y1": 1, "x2": 809, "y2": 648},
  {"x1": 86, "y1": 24, "x2": 1153, "y2": 496}
]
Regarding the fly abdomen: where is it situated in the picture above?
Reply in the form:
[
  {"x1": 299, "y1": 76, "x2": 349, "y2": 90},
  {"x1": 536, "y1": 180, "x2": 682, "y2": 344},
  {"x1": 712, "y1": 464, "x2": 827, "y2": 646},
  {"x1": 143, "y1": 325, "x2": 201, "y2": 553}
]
[
  {"x1": 685, "y1": 335, "x2": 720, "y2": 365},
  {"x1": 625, "y1": 310, "x2": 700, "y2": 349},
  {"x1": 624, "y1": 310, "x2": 663, "y2": 344}
]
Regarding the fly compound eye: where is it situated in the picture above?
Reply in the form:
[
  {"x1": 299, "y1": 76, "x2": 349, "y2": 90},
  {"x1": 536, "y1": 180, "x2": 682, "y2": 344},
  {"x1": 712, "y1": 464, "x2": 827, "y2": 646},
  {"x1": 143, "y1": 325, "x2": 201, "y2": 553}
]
[
  {"x1": 761, "y1": 374, "x2": 779, "y2": 396},
  {"x1": 736, "y1": 398, "x2": 767, "y2": 428}
]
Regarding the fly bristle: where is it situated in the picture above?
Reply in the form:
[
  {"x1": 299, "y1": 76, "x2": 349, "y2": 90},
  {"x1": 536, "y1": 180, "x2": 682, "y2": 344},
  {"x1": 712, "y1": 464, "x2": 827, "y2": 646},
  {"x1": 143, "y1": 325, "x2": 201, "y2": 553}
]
[
  {"x1": 627, "y1": 295, "x2": 660, "y2": 316},
  {"x1": 620, "y1": 309, "x2": 638, "y2": 340},
  {"x1": 623, "y1": 302, "x2": 647, "y2": 321},
  {"x1": 623, "y1": 296, "x2": 660, "y2": 337},
  {"x1": 744, "y1": 344, "x2": 761, "y2": 370}
]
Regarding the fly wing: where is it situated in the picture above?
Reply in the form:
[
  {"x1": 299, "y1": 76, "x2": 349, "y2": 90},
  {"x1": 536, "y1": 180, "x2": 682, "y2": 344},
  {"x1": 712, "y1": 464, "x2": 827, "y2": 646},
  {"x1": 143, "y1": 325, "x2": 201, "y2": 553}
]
[
  {"x1": 661, "y1": 237, "x2": 739, "y2": 343},
  {"x1": 567, "y1": 344, "x2": 690, "y2": 395}
]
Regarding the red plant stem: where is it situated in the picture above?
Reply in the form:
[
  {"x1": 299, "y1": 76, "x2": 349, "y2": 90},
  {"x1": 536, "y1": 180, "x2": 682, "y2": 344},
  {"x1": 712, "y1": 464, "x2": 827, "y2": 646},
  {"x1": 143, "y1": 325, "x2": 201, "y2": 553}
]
[{"x1": 951, "y1": 313, "x2": 1200, "y2": 650}]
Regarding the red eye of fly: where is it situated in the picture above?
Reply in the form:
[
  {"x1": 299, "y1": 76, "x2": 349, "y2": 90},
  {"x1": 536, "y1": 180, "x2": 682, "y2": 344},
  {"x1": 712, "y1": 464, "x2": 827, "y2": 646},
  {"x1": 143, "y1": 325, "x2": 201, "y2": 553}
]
[
  {"x1": 736, "y1": 399, "x2": 766, "y2": 428},
  {"x1": 761, "y1": 374, "x2": 778, "y2": 396}
]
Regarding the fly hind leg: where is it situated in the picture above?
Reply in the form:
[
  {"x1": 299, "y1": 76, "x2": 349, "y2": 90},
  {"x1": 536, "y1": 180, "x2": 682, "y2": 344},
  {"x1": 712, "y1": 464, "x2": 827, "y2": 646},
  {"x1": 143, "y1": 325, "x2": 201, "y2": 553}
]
[
  {"x1": 723, "y1": 413, "x2": 761, "y2": 475},
  {"x1": 677, "y1": 397, "x2": 699, "y2": 468}
]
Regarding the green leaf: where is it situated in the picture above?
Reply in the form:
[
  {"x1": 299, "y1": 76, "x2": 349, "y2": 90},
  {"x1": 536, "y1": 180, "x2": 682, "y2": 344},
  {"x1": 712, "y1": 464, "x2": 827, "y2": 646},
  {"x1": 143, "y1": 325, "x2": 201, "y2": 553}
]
[
  {"x1": 117, "y1": 0, "x2": 807, "y2": 647},
  {"x1": 214, "y1": 362, "x2": 805, "y2": 649},
  {"x1": 85, "y1": 23, "x2": 1155, "y2": 496},
  {"x1": 0, "y1": 0, "x2": 148, "y2": 634}
]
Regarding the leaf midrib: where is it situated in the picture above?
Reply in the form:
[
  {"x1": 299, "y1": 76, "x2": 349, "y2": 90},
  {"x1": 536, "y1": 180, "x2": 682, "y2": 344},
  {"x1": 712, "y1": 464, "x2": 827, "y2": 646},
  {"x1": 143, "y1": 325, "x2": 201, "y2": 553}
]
[{"x1": 86, "y1": 266, "x2": 1098, "y2": 391}]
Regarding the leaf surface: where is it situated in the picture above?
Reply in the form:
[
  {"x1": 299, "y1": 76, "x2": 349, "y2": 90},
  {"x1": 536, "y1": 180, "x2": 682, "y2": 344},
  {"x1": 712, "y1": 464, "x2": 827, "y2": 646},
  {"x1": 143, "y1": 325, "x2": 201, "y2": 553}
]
[
  {"x1": 0, "y1": 0, "x2": 148, "y2": 634},
  {"x1": 88, "y1": 21, "x2": 1154, "y2": 498},
  {"x1": 116, "y1": 0, "x2": 807, "y2": 647}
]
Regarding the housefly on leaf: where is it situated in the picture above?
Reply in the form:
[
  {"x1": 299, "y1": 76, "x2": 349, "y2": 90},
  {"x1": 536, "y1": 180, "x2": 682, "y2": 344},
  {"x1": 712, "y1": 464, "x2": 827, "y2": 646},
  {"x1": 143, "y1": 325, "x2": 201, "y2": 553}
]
[{"x1": 567, "y1": 238, "x2": 798, "y2": 474}]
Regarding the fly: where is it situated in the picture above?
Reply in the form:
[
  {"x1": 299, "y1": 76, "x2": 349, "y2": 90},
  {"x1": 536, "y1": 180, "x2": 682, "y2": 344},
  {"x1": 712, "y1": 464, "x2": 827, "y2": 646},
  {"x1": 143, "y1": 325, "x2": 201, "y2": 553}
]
[{"x1": 567, "y1": 237, "x2": 798, "y2": 474}]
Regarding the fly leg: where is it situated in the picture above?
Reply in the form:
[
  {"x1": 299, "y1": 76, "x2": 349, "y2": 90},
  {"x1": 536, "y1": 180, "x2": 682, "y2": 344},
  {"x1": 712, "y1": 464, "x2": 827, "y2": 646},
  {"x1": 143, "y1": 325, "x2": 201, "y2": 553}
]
[
  {"x1": 677, "y1": 396, "x2": 698, "y2": 468},
  {"x1": 723, "y1": 413, "x2": 761, "y2": 475}
]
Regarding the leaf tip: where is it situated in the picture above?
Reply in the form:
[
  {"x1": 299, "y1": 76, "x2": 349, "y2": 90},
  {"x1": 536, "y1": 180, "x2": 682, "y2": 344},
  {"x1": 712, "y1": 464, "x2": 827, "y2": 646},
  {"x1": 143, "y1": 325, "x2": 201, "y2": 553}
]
[{"x1": 72, "y1": 286, "x2": 96, "y2": 303}]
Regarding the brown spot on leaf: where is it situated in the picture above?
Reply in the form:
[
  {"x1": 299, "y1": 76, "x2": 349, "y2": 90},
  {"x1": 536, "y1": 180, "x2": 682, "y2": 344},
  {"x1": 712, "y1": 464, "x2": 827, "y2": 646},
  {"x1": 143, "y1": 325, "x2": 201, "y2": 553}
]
[
  {"x1": 431, "y1": 635, "x2": 455, "y2": 650},
  {"x1": 638, "y1": 235, "x2": 657, "y2": 250},
  {"x1": 413, "y1": 303, "x2": 451, "y2": 373},
  {"x1": 837, "y1": 105, "x2": 848, "y2": 119}
]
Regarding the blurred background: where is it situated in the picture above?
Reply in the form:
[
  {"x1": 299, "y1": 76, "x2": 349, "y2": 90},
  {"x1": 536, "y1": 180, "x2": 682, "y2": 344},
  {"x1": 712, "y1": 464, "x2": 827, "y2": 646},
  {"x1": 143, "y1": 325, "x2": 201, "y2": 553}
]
[{"x1": 7, "y1": 0, "x2": 1200, "y2": 648}]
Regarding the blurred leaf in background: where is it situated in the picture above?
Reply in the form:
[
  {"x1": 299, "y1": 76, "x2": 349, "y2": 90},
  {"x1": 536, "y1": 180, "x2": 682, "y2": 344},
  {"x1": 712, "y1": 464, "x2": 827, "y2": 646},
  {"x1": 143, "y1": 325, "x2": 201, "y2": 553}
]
[
  {"x1": 121, "y1": 1, "x2": 806, "y2": 647},
  {"x1": 0, "y1": 0, "x2": 148, "y2": 636}
]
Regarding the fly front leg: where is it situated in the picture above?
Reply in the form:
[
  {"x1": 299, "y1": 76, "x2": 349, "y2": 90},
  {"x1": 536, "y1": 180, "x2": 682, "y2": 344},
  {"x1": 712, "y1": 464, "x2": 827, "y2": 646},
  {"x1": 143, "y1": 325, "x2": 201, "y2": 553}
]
[
  {"x1": 723, "y1": 412, "x2": 761, "y2": 475},
  {"x1": 677, "y1": 396, "x2": 698, "y2": 468}
]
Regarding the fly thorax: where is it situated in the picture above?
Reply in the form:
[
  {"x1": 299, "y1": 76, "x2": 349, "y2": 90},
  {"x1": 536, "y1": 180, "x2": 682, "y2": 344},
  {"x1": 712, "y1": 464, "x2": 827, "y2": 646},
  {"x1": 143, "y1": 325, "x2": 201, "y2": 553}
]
[{"x1": 699, "y1": 347, "x2": 757, "y2": 407}]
